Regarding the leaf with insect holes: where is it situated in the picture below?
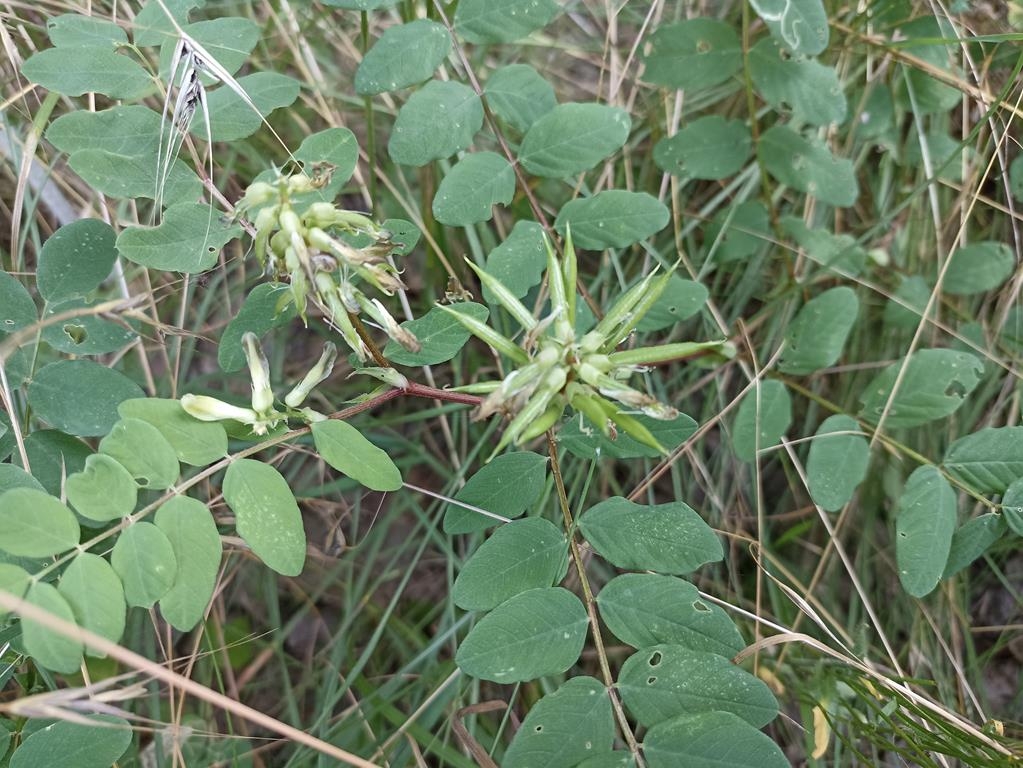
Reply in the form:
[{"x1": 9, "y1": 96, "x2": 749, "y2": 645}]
[
  {"x1": 0, "y1": 271, "x2": 37, "y2": 334},
  {"x1": 779, "y1": 287, "x2": 859, "y2": 374},
  {"x1": 388, "y1": 80, "x2": 483, "y2": 166},
  {"x1": 759, "y1": 125, "x2": 858, "y2": 207},
  {"x1": 502, "y1": 677, "x2": 614, "y2": 768},
  {"x1": 99, "y1": 418, "x2": 180, "y2": 490},
  {"x1": 635, "y1": 276, "x2": 707, "y2": 332},
  {"x1": 943, "y1": 426, "x2": 1023, "y2": 494},
  {"x1": 895, "y1": 465, "x2": 955, "y2": 597},
  {"x1": 66, "y1": 454, "x2": 138, "y2": 522},
  {"x1": 749, "y1": 37, "x2": 845, "y2": 125},
  {"x1": 41, "y1": 298, "x2": 138, "y2": 356},
  {"x1": 47, "y1": 14, "x2": 128, "y2": 47},
  {"x1": 750, "y1": 0, "x2": 829, "y2": 55},
  {"x1": 454, "y1": 0, "x2": 561, "y2": 44},
  {"x1": 654, "y1": 117, "x2": 751, "y2": 180},
  {"x1": 191, "y1": 72, "x2": 302, "y2": 142},
  {"x1": 555, "y1": 191, "x2": 669, "y2": 250},
  {"x1": 116, "y1": 203, "x2": 243, "y2": 273},
  {"x1": 642, "y1": 19, "x2": 742, "y2": 90},
  {"x1": 355, "y1": 19, "x2": 451, "y2": 95}
]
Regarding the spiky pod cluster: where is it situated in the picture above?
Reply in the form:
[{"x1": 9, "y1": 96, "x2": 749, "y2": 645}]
[
  {"x1": 443, "y1": 231, "x2": 725, "y2": 456},
  {"x1": 237, "y1": 173, "x2": 419, "y2": 362}
]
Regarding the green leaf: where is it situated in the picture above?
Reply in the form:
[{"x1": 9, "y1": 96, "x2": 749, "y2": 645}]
[
  {"x1": 642, "y1": 19, "x2": 742, "y2": 90},
  {"x1": 578, "y1": 497, "x2": 722, "y2": 574},
  {"x1": 942, "y1": 513, "x2": 1007, "y2": 579},
  {"x1": 779, "y1": 286, "x2": 859, "y2": 374},
  {"x1": 859, "y1": 349, "x2": 983, "y2": 429},
  {"x1": 1001, "y1": 478, "x2": 1023, "y2": 538},
  {"x1": 903, "y1": 132, "x2": 970, "y2": 183},
  {"x1": 322, "y1": 0, "x2": 398, "y2": 7},
  {"x1": 47, "y1": 14, "x2": 128, "y2": 47},
  {"x1": 484, "y1": 221, "x2": 547, "y2": 301},
  {"x1": 454, "y1": 0, "x2": 560, "y2": 44},
  {"x1": 554, "y1": 191, "x2": 669, "y2": 250},
  {"x1": 453, "y1": 518, "x2": 568, "y2": 611},
  {"x1": 10, "y1": 715, "x2": 131, "y2": 768},
  {"x1": 0, "y1": 465, "x2": 43, "y2": 494},
  {"x1": 175, "y1": 17, "x2": 260, "y2": 78},
  {"x1": 116, "y1": 202, "x2": 242, "y2": 273},
  {"x1": 519, "y1": 103, "x2": 631, "y2": 178},
  {"x1": 355, "y1": 20, "x2": 451, "y2": 95},
  {"x1": 780, "y1": 217, "x2": 866, "y2": 275},
  {"x1": 0, "y1": 564, "x2": 31, "y2": 617},
  {"x1": 944, "y1": 427, "x2": 1023, "y2": 494},
  {"x1": 0, "y1": 488, "x2": 80, "y2": 557},
  {"x1": 596, "y1": 574, "x2": 744, "y2": 657},
  {"x1": 36, "y1": 219, "x2": 118, "y2": 303},
  {"x1": 118, "y1": 397, "x2": 228, "y2": 466},
  {"x1": 58, "y1": 554, "x2": 126, "y2": 654},
  {"x1": 1010, "y1": 154, "x2": 1023, "y2": 203},
  {"x1": 22, "y1": 46, "x2": 150, "y2": 99},
  {"x1": 732, "y1": 380, "x2": 792, "y2": 462},
  {"x1": 311, "y1": 420, "x2": 402, "y2": 492},
  {"x1": 893, "y1": 17, "x2": 960, "y2": 114},
  {"x1": 805, "y1": 415, "x2": 870, "y2": 512},
  {"x1": 705, "y1": 201, "x2": 770, "y2": 263},
  {"x1": 218, "y1": 283, "x2": 297, "y2": 372},
  {"x1": 22, "y1": 583, "x2": 83, "y2": 673},
  {"x1": 41, "y1": 299, "x2": 138, "y2": 356},
  {"x1": 644, "y1": 711, "x2": 790, "y2": 768},
  {"x1": 99, "y1": 418, "x2": 180, "y2": 490},
  {"x1": 443, "y1": 451, "x2": 548, "y2": 534},
  {"x1": 654, "y1": 117, "x2": 751, "y2": 180},
  {"x1": 192, "y1": 72, "x2": 302, "y2": 142},
  {"x1": 759, "y1": 125, "x2": 858, "y2": 207},
  {"x1": 750, "y1": 0, "x2": 829, "y2": 55},
  {"x1": 0, "y1": 270, "x2": 38, "y2": 334},
  {"x1": 66, "y1": 454, "x2": 138, "y2": 522},
  {"x1": 296, "y1": 127, "x2": 360, "y2": 190},
  {"x1": 558, "y1": 412, "x2": 698, "y2": 461},
  {"x1": 455, "y1": 587, "x2": 588, "y2": 682},
  {"x1": 503, "y1": 677, "x2": 614, "y2": 768},
  {"x1": 68, "y1": 148, "x2": 201, "y2": 204},
  {"x1": 749, "y1": 37, "x2": 845, "y2": 125},
  {"x1": 884, "y1": 276, "x2": 932, "y2": 330},
  {"x1": 384, "y1": 302, "x2": 489, "y2": 367},
  {"x1": 155, "y1": 496, "x2": 223, "y2": 631},
  {"x1": 223, "y1": 459, "x2": 306, "y2": 577},
  {"x1": 388, "y1": 80, "x2": 483, "y2": 166},
  {"x1": 618, "y1": 645, "x2": 778, "y2": 728},
  {"x1": 895, "y1": 465, "x2": 956, "y2": 597},
  {"x1": 21, "y1": 430, "x2": 92, "y2": 496},
  {"x1": 634, "y1": 276, "x2": 707, "y2": 332},
  {"x1": 484, "y1": 64, "x2": 556, "y2": 133},
  {"x1": 134, "y1": 0, "x2": 201, "y2": 46},
  {"x1": 575, "y1": 754, "x2": 636, "y2": 768},
  {"x1": 111, "y1": 522, "x2": 178, "y2": 608},
  {"x1": 944, "y1": 242, "x2": 1014, "y2": 295},
  {"x1": 433, "y1": 152, "x2": 515, "y2": 226}
]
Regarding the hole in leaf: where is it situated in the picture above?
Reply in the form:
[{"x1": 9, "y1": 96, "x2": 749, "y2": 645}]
[
  {"x1": 62, "y1": 324, "x2": 88, "y2": 344},
  {"x1": 693, "y1": 600, "x2": 710, "y2": 613},
  {"x1": 534, "y1": 725, "x2": 543, "y2": 733},
  {"x1": 648, "y1": 651, "x2": 662, "y2": 667},
  {"x1": 696, "y1": 39, "x2": 711, "y2": 54},
  {"x1": 945, "y1": 380, "x2": 968, "y2": 398},
  {"x1": 137, "y1": 476, "x2": 152, "y2": 488},
  {"x1": 647, "y1": 676, "x2": 657, "y2": 685}
]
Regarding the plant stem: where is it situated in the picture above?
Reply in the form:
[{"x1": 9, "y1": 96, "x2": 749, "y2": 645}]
[{"x1": 545, "y1": 431, "x2": 645, "y2": 766}]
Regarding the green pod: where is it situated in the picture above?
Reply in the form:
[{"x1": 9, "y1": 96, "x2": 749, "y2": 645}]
[
  {"x1": 465, "y1": 258, "x2": 537, "y2": 331},
  {"x1": 518, "y1": 400, "x2": 567, "y2": 442},
  {"x1": 436, "y1": 304, "x2": 530, "y2": 365}
]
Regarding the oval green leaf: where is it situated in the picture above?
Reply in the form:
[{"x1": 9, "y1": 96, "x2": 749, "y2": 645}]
[
  {"x1": 559, "y1": 412, "x2": 698, "y2": 461},
  {"x1": 0, "y1": 564, "x2": 32, "y2": 618},
  {"x1": 944, "y1": 426, "x2": 1023, "y2": 494},
  {"x1": 644, "y1": 711, "x2": 789, "y2": 768},
  {"x1": 116, "y1": 202, "x2": 242, "y2": 273},
  {"x1": 555, "y1": 191, "x2": 669, "y2": 250},
  {"x1": 654, "y1": 116, "x2": 751, "y2": 180},
  {"x1": 311, "y1": 420, "x2": 402, "y2": 492},
  {"x1": 732, "y1": 380, "x2": 792, "y2": 463},
  {"x1": 66, "y1": 454, "x2": 138, "y2": 522},
  {"x1": 433, "y1": 152, "x2": 515, "y2": 226},
  {"x1": 22, "y1": 430, "x2": 92, "y2": 496},
  {"x1": 503, "y1": 677, "x2": 613, "y2": 768},
  {"x1": 10, "y1": 715, "x2": 131, "y2": 768},
  {"x1": 944, "y1": 242, "x2": 1014, "y2": 295},
  {"x1": 618, "y1": 644, "x2": 778, "y2": 728},
  {"x1": 750, "y1": 0, "x2": 828, "y2": 55},
  {"x1": 21, "y1": 582, "x2": 84, "y2": 674},
  {"x1": 21, "y1": 46, "x2": 150, "y2": 99},
  {"x1": 453, "y1": 518, "x2": 568, "y2": 611},
  {"x1": 942, "y1": 513, "x2": 1007, "y2": 579},
  {"x1": 155, "y1": 496, "x2": 223, "y2": 631},
  {"x1": 578, "y1": 497, "x2": 722, "y2": 574},
  {"x1": 388, "y1": 80, "x2": 483, "y2": 166},
  {"x1": 596, "y1": 574, "x2": 744, "y2": 657},
  {"x1": 455, "y1": 587, "x2": 588, "y2": 682},
  {"x1": 859, "y1": 349, "x2": 983, "y2": 429},
  {"x1": 218, "y1": 283, "x2": 297, "y2": 372},
  {"x1": 642, "y1": 19, "x2": 741, "y2": 91},
  {"x1": 0, "y1": 270, "x2": 37, "y2": 334},
  {"x1": 28, "y1": 360, "x2": 144, "y2": 437},
  {"x1": 519, "y1": 103, "x2": 631, "y2": 178},
  {"x1": 223, "y1": 459, "x2": 306, "y2": 577},
  {"x1": 384, "y1": 302, "x2": 489, "y2": 367},
  {"x1": 355, "y1": 19, "x2": 451, "y2": 95},
  {"x1": 895, "y1": 465, "x2": 956, "y2": 598},
  {"x1": 36, "y1": 219, "x2": 118, "y2": 303},
  {"x1": 118, "y1": 397, "x2": 228, "y2": 466},
  {"x1": 443, "y1": 451, "x2": 548, "y2": 534},
  {"x1": 758, "y1": 125, "x2": 858, "y2": 207},
  {"x1": 779, "y1": 286, "x2": 859, "y2": 374},
  {"x1": 805, "y1": 415, "x2": 870, "y2": 512},
  {"x1": 634, "y1": 276, "x2": 707, "y2": 332},
  {"x1": 484, "y1": 64, "x2": 556, "y2": 133},
  {"x1": 191, "y1": 72, "x2": 301, "y2": 142},
  {"x1": 0, "y1": 488, "x2": 80, "y2": 557},
  {"x1": 484, "y1": 221, "x2": 547, "y2": 300},
  {"x1": 99, "y1": 418, "x2": 180, "y2": 490},
  {"x1": 47, "y1": 14, "x2": 128, "y2": 47},
  {"x1": 58, "y1": 553, "x2": 126, "y2": 654},
  {"x1": 454, "y1": 0, "x2": 560, "y2": 44},
  {"x1": 749, "y1": 37, "x2": 845, "y2": 125},
  {"x1": 111, "y1": 522, "x2": 178, "y2": 608},
  {"x1": 41, "y1": 299, "x2": 138, "y2": 356}
]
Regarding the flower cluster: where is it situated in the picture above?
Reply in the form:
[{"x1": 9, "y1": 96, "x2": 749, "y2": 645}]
[
  {"x1": 182, "y1": 332, "x2": 336, "y2": 435},
  {"x1": 237, "y1": 172, "x2": 419, "y2": 362},
  {"x1": 444, "y1": 230, "x2": 724, "y2": 456}
]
